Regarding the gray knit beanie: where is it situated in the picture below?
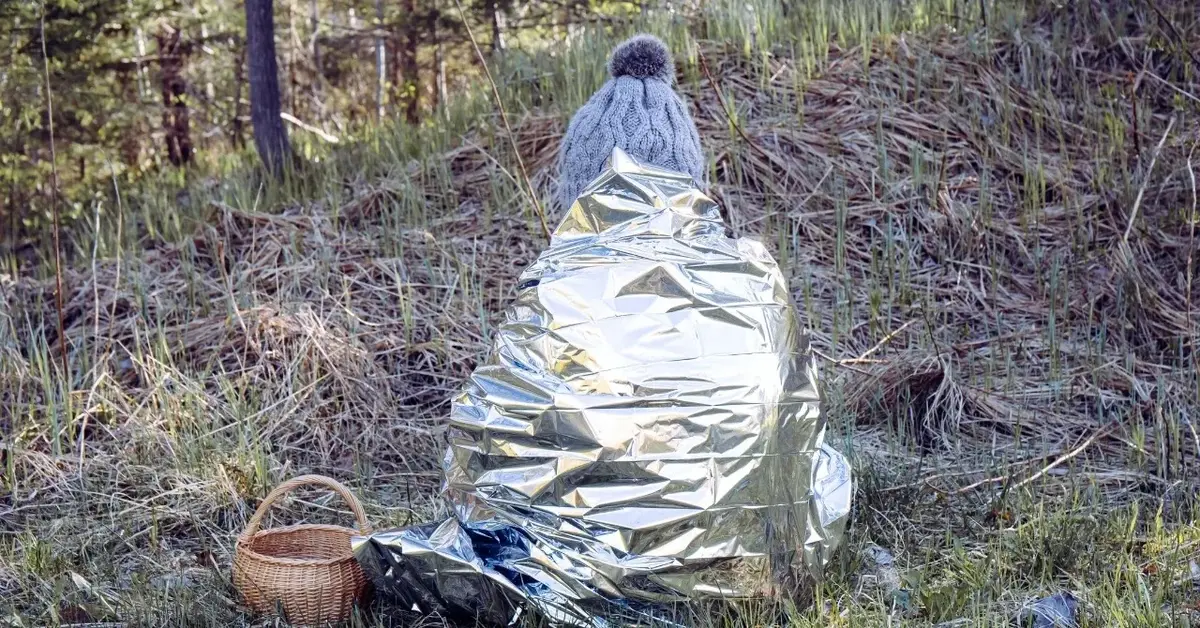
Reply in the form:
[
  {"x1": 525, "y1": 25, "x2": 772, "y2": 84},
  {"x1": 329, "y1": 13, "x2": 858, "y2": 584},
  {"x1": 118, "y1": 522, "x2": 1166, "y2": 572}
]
[{"x1": 556, "y1": 34, "x2": 706, "y2": 212}]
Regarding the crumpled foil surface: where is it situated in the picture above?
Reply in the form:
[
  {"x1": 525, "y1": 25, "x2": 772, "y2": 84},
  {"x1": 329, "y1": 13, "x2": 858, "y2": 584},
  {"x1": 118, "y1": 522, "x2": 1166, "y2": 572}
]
[{"x1": 353, "y1": 147, "x2": 852, "y2": 626}]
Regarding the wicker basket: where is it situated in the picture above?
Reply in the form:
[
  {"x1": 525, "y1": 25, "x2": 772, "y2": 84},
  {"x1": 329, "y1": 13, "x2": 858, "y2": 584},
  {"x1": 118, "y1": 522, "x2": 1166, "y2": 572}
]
[{"x1": 233, "y1": 475, "x2": 372, "y2": 626}]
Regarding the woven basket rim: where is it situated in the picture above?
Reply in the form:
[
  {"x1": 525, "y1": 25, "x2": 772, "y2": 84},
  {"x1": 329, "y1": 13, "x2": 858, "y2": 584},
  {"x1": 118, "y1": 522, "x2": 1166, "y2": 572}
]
[{"x1": 235, "y1": 523, "x2": 362, "y2": 568}]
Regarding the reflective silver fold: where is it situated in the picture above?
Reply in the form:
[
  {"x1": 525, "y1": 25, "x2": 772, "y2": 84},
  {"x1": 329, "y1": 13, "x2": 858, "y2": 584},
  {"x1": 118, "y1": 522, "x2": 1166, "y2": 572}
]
[{"x1": 354, "y1": 147, "x2": 852, "y2": 626}]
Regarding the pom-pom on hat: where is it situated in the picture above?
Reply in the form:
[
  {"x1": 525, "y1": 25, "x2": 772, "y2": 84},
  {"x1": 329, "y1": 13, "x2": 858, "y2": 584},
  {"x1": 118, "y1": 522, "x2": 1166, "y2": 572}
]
[
  {"x1": 556, "y1": 34, "x2": 706, "y2": 212},
  {"x1": 609, "y1": 34, "x2": 675, "y2": 82}
]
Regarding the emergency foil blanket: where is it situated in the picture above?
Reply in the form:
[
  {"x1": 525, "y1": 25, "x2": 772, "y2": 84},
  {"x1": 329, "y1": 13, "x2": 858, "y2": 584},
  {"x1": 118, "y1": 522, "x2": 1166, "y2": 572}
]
[{"x1": 353, "y1": 148, "x2": 852, "y2": 626}]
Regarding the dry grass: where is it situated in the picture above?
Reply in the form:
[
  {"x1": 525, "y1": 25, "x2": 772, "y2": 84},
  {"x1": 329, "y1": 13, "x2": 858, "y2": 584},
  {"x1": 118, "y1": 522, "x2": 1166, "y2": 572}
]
[{"x1": 3, "y1": 0, "x2": 1200, "y2": 625}]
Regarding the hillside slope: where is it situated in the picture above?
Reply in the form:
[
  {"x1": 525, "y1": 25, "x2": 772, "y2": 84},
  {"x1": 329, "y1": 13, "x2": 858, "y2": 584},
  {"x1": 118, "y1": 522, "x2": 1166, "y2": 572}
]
[{"x1": 2, "y1": 1, "x2": 1199, "y2": 625}]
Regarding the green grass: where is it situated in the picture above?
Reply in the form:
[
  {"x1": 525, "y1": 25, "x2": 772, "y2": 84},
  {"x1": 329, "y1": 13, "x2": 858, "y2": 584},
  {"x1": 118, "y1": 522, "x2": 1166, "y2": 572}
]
[{"x1": 3, "y1": 0, "x2": 1200, "y2": 625}]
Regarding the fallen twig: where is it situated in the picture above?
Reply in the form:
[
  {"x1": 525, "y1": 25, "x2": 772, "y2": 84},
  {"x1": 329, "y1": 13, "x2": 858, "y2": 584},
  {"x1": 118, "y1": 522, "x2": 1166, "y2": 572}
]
[
  {"x1": 857, "y1": 320, "x2": 917, "y2": 361},
  {"x1": 1014, "y1": 422, "x2": 1119, "y2": 490},
  {"x1": 1123, "y1": 116, "x2": 1175, "y2": 244}
]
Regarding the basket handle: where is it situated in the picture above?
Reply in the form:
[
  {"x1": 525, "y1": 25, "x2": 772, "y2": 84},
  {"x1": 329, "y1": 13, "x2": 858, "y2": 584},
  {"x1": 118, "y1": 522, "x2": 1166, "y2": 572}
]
[{"x1": 241, "y1": 474, "x2": 372, "y2": 538}]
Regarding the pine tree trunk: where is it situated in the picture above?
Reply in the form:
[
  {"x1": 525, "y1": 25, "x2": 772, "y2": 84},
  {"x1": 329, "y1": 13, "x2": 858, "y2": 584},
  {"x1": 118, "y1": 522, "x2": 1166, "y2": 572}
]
[
  {"x1": 431, "y1": 9, "x2": 445, "y2": 112},
  {"x1": 198, "y1": 9, "x2": 215, "y2": 103},
  {"x1": 401, "y1": 0, "x2": 419, "y2": 124},
  {"x1": 244, "y1": 0, "x2": 291, "y2": 175},
  {"x1": 130, "y1": 0, "x2": 151, "y2": 100},
  {"x1": 388, "y1": 35, "x2": 401, "y2": 107},
  {"x1": 288, "y1": 0, "x2": 298, "y2": 115},
  {"x1": 156, "y1": 24, "x2": 191, "y2": 166},
  {"x1": 487, "y1": 0, "x2": 506, "y2": 54},
  {"x1": 232, "y1": 45, "x2": 246, "y2": 149},
  {"x1": 117, "y1": 70, "x2": 143, "y2": 165},
  {"x1": 310, "y1": 0, "x2": 320, "y2": 75},
  {"x1": 375, "y1": 0, "x2": 386, "y2": 120}
]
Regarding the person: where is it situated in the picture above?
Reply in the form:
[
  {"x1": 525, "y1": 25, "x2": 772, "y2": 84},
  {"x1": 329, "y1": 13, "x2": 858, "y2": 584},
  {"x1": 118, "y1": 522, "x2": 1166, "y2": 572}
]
[
  {"x1": 354, "y1": 34, "x2": 851, "y2": 628},
  {"x1": 556, "y1": 34, "x2": 706, "y2": 214}
]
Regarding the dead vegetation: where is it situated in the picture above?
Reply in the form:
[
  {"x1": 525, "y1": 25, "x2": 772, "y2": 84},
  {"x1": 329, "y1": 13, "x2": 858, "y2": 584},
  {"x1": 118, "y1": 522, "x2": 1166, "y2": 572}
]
[{"x1": 2, "y1": 0, "x2": 1199, "y2": 625}]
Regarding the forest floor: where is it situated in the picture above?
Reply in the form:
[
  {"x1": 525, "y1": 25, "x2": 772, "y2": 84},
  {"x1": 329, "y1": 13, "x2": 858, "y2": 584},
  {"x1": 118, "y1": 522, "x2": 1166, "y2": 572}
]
[{"x1": 3, "y1": 1, "x2": 1200, "y2": 626}]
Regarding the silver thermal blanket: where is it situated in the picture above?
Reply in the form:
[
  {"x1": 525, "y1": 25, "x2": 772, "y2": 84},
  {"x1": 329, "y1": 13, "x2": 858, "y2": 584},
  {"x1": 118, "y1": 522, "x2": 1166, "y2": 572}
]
[{"x1": 353, "y1": 147, "x2": 852, "y2": 626}]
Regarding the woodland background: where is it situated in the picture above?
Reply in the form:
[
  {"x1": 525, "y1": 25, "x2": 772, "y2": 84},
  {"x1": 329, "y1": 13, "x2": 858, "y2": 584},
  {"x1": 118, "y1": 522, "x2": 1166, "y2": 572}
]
[{"x1": 4, "y1": 0, "x2": 643, "y2": 245}]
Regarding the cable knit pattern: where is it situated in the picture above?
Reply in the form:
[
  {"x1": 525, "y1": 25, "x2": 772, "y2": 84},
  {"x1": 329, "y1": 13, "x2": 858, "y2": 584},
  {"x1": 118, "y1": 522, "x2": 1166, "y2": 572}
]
[{"x1": 556, "y1": 35, "x2": 706, "y2": 213}]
